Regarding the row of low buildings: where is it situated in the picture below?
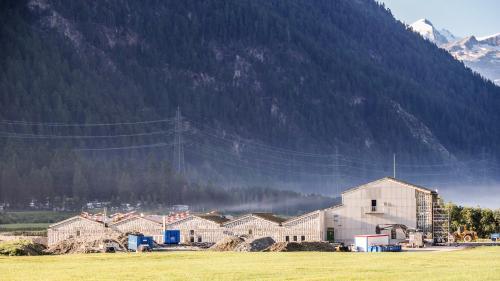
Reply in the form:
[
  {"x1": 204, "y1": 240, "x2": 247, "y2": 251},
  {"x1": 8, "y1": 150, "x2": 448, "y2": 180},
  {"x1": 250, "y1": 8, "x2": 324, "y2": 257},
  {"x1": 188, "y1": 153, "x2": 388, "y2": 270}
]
[{"x1": 48, "y1": 177, "x2": 448, "y2": 246}]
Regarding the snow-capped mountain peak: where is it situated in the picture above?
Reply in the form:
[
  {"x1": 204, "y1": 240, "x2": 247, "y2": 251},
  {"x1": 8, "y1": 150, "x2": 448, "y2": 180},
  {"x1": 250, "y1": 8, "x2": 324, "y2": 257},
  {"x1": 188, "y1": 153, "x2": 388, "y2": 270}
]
[
  {"x1": 410, "y1": 19, "x2": 450, "y2": 45},
  {"x1": 410, "y1": 18, "x2": 500, "y2": 86},
  {"x1": 477, "y1": 33, "x2": 500, "y2": 46}
]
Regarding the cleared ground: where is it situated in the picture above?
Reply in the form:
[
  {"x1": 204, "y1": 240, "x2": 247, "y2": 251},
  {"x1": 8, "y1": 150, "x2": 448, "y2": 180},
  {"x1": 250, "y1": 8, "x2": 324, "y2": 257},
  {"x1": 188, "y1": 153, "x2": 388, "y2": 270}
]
[{"x1": 1, "y1": 247, "x2": 499, "y2": 281}]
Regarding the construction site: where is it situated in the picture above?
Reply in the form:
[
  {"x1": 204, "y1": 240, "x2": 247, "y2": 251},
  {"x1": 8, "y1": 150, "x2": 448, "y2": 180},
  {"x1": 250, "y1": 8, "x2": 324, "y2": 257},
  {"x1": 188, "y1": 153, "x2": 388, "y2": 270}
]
[{"x1": 31, "y1": 177, "x2": 498, "y2": 254}]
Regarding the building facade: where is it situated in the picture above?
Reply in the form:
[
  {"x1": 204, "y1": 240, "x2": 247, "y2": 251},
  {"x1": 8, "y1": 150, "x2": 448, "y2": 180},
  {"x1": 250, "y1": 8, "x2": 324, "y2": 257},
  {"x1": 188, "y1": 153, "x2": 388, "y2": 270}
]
[
  {"x1": 165, "y1": 214, "x2": 229, "y2": 243},
  {"x1": 47, "y1": 216, "x2": 106, "y2": 246},
  {"x1": 323, "y1": 177, "x2": 441, "y2": 244},
  {"x1": 109, "y1": 216, "x2": 163, "y2": 242}
]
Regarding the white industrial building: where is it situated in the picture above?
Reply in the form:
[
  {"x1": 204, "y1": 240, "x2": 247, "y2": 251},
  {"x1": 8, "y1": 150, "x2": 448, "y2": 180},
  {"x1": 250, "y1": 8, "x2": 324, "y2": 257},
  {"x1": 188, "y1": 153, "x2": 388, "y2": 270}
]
[
  {"x1": 109, "y1": 216, "x2": 164, "y2": 242},
  {"x1": 323, "y1": 177, "x2": 444, "y2": 244},
  {"x1": 164, "y1": 213, "x2": 229, "y2": 243},
  {"x1": 47, "y1": 216, "x2": 107, "y2": 246},
  {"x1": 48, "y1": 177, "x2": 447, "y2": 246}
]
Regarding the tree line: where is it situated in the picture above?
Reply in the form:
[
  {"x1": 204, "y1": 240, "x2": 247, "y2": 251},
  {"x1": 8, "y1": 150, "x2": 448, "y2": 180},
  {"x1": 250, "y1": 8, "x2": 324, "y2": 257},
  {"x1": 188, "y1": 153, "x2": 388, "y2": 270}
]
[{"x1": 448, "y1": 204, "x2": 500, "y2": 238}]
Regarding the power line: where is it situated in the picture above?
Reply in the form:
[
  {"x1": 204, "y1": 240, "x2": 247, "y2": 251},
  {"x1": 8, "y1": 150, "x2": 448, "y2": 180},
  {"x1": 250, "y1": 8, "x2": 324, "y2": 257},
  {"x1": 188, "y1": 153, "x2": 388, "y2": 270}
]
[
  {"x1": 0, "y1": 129, "x2": 177, "y2": 139},
  {"x1": 74, "y1": 142, "x2": 179, "y2": 151},
  {"x1": 0, "y1": 117, "x2": 176, "y2": 127}
]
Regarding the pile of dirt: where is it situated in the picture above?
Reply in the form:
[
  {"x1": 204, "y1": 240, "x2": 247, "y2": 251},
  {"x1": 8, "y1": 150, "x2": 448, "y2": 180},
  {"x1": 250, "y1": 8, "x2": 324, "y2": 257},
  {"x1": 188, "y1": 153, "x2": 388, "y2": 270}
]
[
  {"x1": 300, "y1": 242, "x2": 337, "y2": 252},
  {"x1": 46, "y1": 236, "x2": 127, "y2": 255},
  {"x1": 234, "y1": 237, "x2": 275, "y2": 252},
  {"x1": 0, "y1": 239, "x2": 46, "y2": 256},
  {"x1": 265, "y1": 241, "x2": 337, "y2": 252},
  {"x1": 265, "y1": 242, "x2": 304, "y2": 252},
  {"x1": 210, "y1": 236, "x2": 244, "y2": 251},
  {"x1": 182, "y1": 242, "x2": 215, "y2": 249}
]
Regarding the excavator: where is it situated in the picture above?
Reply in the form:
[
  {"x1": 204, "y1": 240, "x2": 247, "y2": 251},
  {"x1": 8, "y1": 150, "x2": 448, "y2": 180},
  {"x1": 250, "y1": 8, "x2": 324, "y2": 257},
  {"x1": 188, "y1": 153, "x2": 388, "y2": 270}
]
[
  {"x1": 450, "y1": 225, "x2": 478, "y2": 242},
  {"x1": 376, "y1": 224, "x2": 424, "y2": 247}
]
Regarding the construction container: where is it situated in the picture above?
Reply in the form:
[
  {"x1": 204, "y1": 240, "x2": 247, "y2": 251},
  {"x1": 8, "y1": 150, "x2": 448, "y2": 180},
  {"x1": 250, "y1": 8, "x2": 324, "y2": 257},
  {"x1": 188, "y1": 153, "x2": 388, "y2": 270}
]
[
  {"x1": 163, "y1": 230, "x2": 181, "y2": 244},
  {"x1": 354, "y1": 234, "x2": 389, "y2": 252},
  {"x1": 128, "y1": 234, "x2": 154, "y2": 251}
]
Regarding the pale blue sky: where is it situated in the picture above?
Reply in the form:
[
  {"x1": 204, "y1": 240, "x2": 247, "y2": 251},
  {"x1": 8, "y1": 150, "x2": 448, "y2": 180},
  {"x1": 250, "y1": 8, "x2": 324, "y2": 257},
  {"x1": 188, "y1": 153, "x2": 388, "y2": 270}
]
[{"x1": 378, "y1": 0, "x2": 500, "y2": 37}]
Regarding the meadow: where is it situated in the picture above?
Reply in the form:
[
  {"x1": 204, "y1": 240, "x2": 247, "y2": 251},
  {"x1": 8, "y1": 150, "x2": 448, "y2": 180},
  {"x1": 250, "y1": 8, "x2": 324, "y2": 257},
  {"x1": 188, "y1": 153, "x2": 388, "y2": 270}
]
[{"x1": 0, "y1": 247, "x2": 499, "y2": 281}]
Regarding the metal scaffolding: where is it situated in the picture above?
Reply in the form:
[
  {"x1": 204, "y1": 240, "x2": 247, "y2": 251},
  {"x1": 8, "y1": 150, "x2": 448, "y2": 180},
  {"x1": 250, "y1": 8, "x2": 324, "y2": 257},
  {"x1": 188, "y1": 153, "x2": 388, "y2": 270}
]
[{"x1": 432, "y1": 197, "x2": 450, "y2": 245}]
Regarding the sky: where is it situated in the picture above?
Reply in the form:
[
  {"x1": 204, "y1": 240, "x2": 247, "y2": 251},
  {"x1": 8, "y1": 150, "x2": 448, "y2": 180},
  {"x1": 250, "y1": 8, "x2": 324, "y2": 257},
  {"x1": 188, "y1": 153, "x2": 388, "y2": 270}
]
[{"x1": 378, "y1": 0, "x2": 500, "y2": 37}]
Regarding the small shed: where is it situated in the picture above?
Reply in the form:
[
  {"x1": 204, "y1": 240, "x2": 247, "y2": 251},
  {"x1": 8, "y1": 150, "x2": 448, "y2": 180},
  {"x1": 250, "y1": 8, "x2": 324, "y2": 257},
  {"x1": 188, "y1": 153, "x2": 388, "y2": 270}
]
[{"x1": 354, "y1": 234, "x2": 389, "y2": 252}]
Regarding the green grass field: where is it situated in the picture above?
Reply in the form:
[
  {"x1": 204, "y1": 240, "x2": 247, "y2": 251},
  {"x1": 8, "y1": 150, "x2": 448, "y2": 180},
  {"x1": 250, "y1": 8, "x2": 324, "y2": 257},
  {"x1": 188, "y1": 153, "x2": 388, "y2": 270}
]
[
  {"x1": 0, "y1": 223, "x2": 50, "y2": 232},
  {"x1": 0, "y1": 211, "x2": 76, "y2": 224},
  {"x1": 0, "y1": 247, "x2": 499, "y2": 281}
]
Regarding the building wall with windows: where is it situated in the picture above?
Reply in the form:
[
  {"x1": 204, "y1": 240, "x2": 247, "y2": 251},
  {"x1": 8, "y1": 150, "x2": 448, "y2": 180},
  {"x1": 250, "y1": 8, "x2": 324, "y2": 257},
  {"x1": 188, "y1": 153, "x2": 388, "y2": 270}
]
[
  {"x1": 47, "y1": 216, "x2": 106, "y2": 246},
  {"x1": 165, "y1": 215, "x2": 227, "y2": 243},
  {"x1": 324, "y1": 177, "x2": 436, "y2": 244}
]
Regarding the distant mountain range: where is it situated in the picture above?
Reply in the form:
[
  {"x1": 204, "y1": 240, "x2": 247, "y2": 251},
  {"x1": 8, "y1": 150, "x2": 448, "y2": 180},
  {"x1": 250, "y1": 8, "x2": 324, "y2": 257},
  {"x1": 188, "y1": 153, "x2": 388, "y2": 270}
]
[{"x1": 410, "y1": 19, "x2": 500, "y2": 85}]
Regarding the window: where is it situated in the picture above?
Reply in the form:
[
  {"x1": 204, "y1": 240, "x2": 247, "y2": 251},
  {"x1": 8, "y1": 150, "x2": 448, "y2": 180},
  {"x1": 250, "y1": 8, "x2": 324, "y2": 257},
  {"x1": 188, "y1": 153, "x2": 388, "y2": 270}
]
[
  {"x1": 293, "y1": 236, "x2": 297, "y2": 242},
  {"x1": 301, "y1": 236, "x2": 305, "y2": 241},
  {"x1": 190, "y1": 237, "x2": 195, "y2": 243},
  {"x1": 285, "y1": 236, "x2": 289, "y2": 242},
  {"x1": 391, "y1": 229, "x2": 397, "y2": 239},
  {"x1": 197, "y1": 236, "x2": 202, "y2": 242},
  {"x1": 76, "y1": 230, "x2": 81, "y2": 237},
  {"x1": 248, "y1": 229, "x2": 253, "y2": 235},
  {"x1": 371, "y1": 200, "x2": 377, "y2": 212},
  {"x1": 190, "y1": 230, "x2": 194, "y2": 235}
]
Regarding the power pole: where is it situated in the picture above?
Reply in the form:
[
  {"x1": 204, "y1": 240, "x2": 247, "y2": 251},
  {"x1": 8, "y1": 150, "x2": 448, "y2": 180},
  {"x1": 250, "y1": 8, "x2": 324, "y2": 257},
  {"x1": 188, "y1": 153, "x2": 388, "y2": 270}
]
[
  {"x1": 393, "y1": 153, "x2": 396, "y2": 178},
  {"x1": 173, "y1": 107, "x2": 185, "y2": 175},
  {"x1": 333, "y1": 147, "x2": 339, "y2": 197}
]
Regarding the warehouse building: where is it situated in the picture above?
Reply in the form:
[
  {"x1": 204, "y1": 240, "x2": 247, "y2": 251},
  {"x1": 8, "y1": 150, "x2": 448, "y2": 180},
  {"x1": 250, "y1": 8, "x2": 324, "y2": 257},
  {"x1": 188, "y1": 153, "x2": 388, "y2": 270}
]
[
  {"x1": 48, "y1": 215, "x2": 107, "y2": 246},
  {"x1": 48, "y1": 177, "x2": 447, "y2": 246},
  {"x1": 222, "y1": 213, "x2": 286, "y2": 241},
  {"x1": 323, "y1": 177, "x2": 446, "y2": 244},
  {"x1": 165, "y1": 213, "x2": 229, "y2": 243},
  {"x1": 281, "y1": 210, "x2": 324, "y2": 242},
  {"x1": 109, "y1": 216, "x2": 163, "y2": 242}
]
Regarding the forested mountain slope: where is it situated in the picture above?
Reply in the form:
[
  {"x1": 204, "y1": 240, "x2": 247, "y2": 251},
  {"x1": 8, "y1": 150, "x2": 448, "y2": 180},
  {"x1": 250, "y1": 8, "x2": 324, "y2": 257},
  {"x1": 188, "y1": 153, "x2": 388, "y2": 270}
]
[{"x1": 1, "y1": 0, "x2": 500, "y2": 207}]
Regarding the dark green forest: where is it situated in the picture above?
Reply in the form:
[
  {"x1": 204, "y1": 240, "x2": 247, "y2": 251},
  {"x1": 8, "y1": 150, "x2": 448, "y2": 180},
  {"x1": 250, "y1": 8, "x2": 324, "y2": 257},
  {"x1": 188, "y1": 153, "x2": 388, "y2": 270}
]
[{"x1": 1, "y1": 0, "x2": 500, "y2": 208}]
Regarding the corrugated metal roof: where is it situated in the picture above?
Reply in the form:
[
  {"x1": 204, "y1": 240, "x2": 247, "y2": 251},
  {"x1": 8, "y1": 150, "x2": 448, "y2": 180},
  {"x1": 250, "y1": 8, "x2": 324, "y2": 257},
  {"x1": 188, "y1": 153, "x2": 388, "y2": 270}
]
[
  {"x1": 49, "y1": 215, "x2": 103, "y2": 228},
  {"x1": 194, "y1": 214, "x2": 230, "y2": 224},
  {"x1": 251, "y1": 213, "x2": 286, "y2": 224}
]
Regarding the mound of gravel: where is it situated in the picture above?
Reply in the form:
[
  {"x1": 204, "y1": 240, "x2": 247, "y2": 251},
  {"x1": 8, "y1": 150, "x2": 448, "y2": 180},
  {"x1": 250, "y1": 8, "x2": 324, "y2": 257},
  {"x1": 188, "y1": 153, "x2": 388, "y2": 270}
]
[
  {"x1": 300, "y1": 242, "x2": 337, "y2": 252},
  {"x1": 210, "y1": 236, "x2": 244, "y2": 251},
  {"x1": 234, "y1": 237, "x2": 275, "y2": 252},
  {"x1": 46, "y1": 236, "x2": 127, "y2": 255},
  {"x1": 265, "y1": 242, "x2": 304, "y2": 252}
]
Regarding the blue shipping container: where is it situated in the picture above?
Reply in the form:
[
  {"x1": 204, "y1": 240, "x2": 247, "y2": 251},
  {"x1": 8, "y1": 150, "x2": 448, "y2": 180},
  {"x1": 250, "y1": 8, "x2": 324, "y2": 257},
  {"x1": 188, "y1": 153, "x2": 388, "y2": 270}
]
[
  {"x1": 128, "y1": 234, "x2": 154, "y2": 251},
  {"x1": 163, "y1": 230, "x2": 181, "y2": 244},
  {"x1": 367, "y1": 245, "x2": 402, "y2": 252}
]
